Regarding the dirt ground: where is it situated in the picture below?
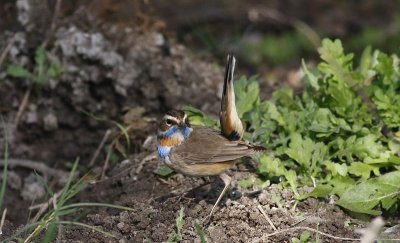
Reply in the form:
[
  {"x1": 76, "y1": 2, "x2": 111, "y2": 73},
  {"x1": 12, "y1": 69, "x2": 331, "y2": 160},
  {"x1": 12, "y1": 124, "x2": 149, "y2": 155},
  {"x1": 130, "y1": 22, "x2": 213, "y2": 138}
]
[
  {"x1": 57, "y1": 158, "x2": 359, "y2": 243},
  {"x1": 1, "y1": 1, "x2": 399, "y2": 242}
]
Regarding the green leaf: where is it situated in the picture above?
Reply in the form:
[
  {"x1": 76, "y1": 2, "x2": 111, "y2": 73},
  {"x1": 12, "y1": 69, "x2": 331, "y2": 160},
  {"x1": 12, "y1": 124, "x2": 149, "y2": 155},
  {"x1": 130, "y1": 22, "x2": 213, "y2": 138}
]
[
  {"x1": 258, "y1": 155, "x2": 286, "y2": 177},
  {"x1": 238, "y1": 177, "x2": 254, "y2": 188},
  {"x1": 302, "y1": 59, "x2": 319, "y2": 90},
  {"x1": 317, "y1": 39, "x2": 359, "y2": 86},
  {"x1": 300, "y1": 231, "x2": 311, "y2": 242},
  {"x1": 167, "y1": 208, "x2": 185, "y2": 243},
  {"x1": 234, "y1": 76, "x2": 260, "y2": 117},
  {"x1": 154, "y1": 165, "x2": 174, "y2": 177},
  {"x1": 35, "y1": 46, "x2": 46, "y2": 78},
  {"x1": 285, "y1": 133, "x2": 313, "y2": 167},
  {"x1": 359, "y1": 46, "x2": 374, "y2": 79},
  {"x1": 372, "y1": 88, "x2": 400, "y2": 128},
  {"x1": 176, "y1": 207, "x2": 185, "y2": 239},
  {"x1": 194, "y1": 221, "x2": 207, "y2": 243},
  {"x1": 323, "y1": 161, "x2": 348, "y2": 177},
  {"x1": 376, "y1": 52, "x2": 397, "y2": 85},
  {"x1": 182, "y1": 106, "x2": 219, "y2": 129},
  {"x1": 285, "y1": 170, "x2": 299, "y2": 197},
  {"x1": 348, "y1": 162, "x2": 380, "y2": 179},
  {"x1": 309, "y1": 108, "x2": 351, "y2": 137},
  {"x1": 309, "y1": 184, "x2": 333, "y2": 198},
  {"x1": 47, "y1": 61, "x2": 63, "y2": 78},
  {"x1": 330, "y1": 176, "x2": 356, "y2": 197},
  {"x1": 264, "y1": 101, "x2": 285, "y2": 126},
  {"x1": 6, "y1": 64, "x2": 32, "y2": 79},
  {"x1": 334, "y1": 134, "x2": 387, "y2": 163},
  {"x1": 336, "y1": 171, "x2": 400, "y2": 215},
  {"x1": 285, "y1": 133, "x2": 326, "y2": 173}
]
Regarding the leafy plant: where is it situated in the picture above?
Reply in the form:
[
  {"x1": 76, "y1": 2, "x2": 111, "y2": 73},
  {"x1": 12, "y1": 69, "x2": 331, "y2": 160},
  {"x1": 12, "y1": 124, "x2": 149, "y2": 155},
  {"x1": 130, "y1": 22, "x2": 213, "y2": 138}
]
[
  {"x1": 194, "y1": 221, "x2": 207, "y2": 243},
  {"x1": 186, "y1": 38, "x2": 400, "y2": 215},
  {"x1": 291, "y1": 231, "x2": 311, "y2": 243},
  {"x1": 6, "y1": 46, "x2": 63, "y2": 86},
  {"x1": 167, "y1": 207, "x2": 185, "y2": 243}
]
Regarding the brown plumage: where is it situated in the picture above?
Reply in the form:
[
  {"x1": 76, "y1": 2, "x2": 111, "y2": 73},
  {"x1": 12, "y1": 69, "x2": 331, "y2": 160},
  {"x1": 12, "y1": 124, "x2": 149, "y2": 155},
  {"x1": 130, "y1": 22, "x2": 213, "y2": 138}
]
[{"x1": 168, "y1": 126, "x2": 265, "y2": 176}]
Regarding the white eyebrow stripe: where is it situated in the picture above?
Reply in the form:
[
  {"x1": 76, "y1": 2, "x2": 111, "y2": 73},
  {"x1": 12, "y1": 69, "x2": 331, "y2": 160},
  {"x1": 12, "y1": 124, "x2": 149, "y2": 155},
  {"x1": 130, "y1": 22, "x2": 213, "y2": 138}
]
[
  {"x1": 183, "y1": 113, "x2": 187, "y2": 121},
  {"x1": 164, "y1": 115, "x2": 179, "y2": 123}
]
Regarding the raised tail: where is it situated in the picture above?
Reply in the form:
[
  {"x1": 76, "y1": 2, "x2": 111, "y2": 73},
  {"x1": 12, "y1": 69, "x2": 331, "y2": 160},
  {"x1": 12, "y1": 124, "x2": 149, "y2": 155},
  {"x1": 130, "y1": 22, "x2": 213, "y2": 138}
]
[{"x1": 220, "y1": 54, "x2": 244, "y2": 141}]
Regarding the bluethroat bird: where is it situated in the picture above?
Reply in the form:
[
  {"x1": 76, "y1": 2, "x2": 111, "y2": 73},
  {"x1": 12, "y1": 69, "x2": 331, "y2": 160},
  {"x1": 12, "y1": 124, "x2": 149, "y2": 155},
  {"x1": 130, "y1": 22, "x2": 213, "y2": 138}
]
[{"x1": 157, "y1": 55, "x2": 265, "y2": 219}]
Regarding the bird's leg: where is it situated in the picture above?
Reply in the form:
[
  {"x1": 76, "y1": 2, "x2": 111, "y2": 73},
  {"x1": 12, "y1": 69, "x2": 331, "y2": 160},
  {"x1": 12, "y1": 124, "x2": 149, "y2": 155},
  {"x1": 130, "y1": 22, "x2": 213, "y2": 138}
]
[
  {"x1": 154, "y1": 177, "x2": 212, "y2": 203},
  {"x1": 207, "y1": 173, "x2": 232, "y2": 220},
  {"x1": 176, "y1": 177, "x2": 212, "y2": 201}
]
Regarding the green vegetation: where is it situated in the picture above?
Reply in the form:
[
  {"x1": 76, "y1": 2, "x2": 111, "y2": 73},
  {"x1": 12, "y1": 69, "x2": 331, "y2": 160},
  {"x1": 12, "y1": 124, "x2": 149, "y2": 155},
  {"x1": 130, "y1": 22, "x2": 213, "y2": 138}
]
[
  {"x1": 5, "y1": 159, "x2": 134, "y2": 242},
  {"x1": 6, "y1": 46, "x2": 63, "y2": 86},
  {"x1": 185, "y1": 38, "x2": 400, "y2": 216},
  {"x1": 166, "y1": 208, "x2": 207, "y2": 243},
  {"x1": 242, "y1": 15, "x2": 400, "y2": 66},
  {"x1": 167, "y1": 207, "x2": 185, "y2": 243},
  {"x1": 291, "y1": 231, "x2": 311, "y2": 243},
  {"x1": 245, "y1": 30, "x2": 315, "y2": 65}
]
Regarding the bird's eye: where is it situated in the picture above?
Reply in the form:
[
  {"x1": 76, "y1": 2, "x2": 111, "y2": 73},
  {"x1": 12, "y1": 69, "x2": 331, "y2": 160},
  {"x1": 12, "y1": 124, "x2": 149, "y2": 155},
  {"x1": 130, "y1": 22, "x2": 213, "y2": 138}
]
[{"x1": 165, "y1": 119, "x2": 173, "y2": 126}]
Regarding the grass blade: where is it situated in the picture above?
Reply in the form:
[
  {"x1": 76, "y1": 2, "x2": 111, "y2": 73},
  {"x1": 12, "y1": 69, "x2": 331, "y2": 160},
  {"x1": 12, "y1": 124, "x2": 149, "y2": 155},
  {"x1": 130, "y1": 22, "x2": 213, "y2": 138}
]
[
  {"x1": 58, "y1": 158, "x2": 79, "y2": 206},
  {"x1": 0, "y1": 115, "x2": 9, "y2": 211},
  {"x1": 59, "y1": 202, "x2": 135, "y2": 212},
  {"x1": 58, "y1": 221, "x2": 117, "y2": 238}
]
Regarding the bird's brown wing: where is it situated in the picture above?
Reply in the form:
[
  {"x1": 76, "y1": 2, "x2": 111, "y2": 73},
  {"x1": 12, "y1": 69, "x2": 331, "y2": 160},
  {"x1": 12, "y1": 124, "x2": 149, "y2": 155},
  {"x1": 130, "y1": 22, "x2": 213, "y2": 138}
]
[
  {"x1": 171, "y1": 126, "x2": 258, "y2": 164},
  {"x1": 220, "y1": 54, "x2": 244, "y2": 141}
]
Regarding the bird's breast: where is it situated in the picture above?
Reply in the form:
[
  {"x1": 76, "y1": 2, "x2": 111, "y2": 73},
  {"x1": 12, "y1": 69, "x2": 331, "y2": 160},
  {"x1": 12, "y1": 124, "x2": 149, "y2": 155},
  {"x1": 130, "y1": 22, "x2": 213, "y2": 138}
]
[
  {"x1": 166, "y1": 159, "x2": 235, "y2": 177},
  {"x1": 158, "y1": 133, "x2": 184, "y2": 147}
]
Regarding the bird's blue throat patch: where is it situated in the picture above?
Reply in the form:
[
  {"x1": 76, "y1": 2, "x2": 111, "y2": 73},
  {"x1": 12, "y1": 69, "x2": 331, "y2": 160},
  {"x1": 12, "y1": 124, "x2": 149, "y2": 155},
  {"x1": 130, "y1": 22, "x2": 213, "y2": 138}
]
[
  {"x1": 157, "y1": 145, "x2": 171, "y2": 159},
  {"x1": 163, "y1": 126, "x2": 179, "y2": 138},
  {"x1": 157, "y1": 125, "x2": 193, "y2": 161},
  {"x1": 182, "y1": 126, "x2": 193, "y2": 138}
]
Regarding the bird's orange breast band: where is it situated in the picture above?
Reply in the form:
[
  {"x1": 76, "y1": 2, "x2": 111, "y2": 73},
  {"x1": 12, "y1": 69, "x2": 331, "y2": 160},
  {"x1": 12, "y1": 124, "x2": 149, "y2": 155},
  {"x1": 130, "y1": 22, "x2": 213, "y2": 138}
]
[{"x1": 158, "y1": 136, "x2": 182, "y2": 147}]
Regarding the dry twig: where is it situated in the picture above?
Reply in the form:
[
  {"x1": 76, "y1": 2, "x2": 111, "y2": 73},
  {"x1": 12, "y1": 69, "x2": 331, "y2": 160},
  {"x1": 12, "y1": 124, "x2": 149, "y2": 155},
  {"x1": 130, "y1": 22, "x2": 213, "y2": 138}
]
[
  {"x1": 262, "y1": 226, "x2": 358, "y2": 241},
  {"x1": 30, "y1": 189, "x2": 63, "y2": 223},
  {"x1": 100, "y1": 140, "x2": 115, "y2": 180},
  {"x1": 257, "y1": 204, "x2": 277, "y2": 231},
  {"x1": 89, "y1": 129, "x2": 112, "y2": 167},
  {"x1": 130, "y1": 152, "x2": 158, "y2": 181},
  {"x1": 0, "y1": 208, "x2": 7, "y2": 235},
  {"x1": 14, "y1": 88, "x2": 31, "y2": 128},
  {"x1": 0, "y1": 159, "x2": 69, "y2": 181},
  {"x1": 0, "y1": 34, "x2": 17, "y2": 70},
  {"x1": 42, "y1": 0, "x2": 63, "y2": 48}
]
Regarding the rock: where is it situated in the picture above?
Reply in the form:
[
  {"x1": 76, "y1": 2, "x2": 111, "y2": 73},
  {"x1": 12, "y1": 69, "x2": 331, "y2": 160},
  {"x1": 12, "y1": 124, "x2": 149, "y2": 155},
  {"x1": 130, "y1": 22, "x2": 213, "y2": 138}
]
[
  {"x1": 21, "y1": 173, "x2": 46, "y2": 201},
  {"x1": 7, "y1": 171, "x2": 22, "y2": 190},
  {"x1": 43, "y1": 112, "x2": 58, "y2": 131}
]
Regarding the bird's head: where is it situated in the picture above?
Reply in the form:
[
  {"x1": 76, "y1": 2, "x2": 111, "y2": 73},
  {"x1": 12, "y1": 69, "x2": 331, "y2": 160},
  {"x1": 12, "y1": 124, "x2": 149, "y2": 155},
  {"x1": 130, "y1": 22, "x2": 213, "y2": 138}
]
[{"x1": 157, "y1": 110, "x2": 192, "y2": 149}]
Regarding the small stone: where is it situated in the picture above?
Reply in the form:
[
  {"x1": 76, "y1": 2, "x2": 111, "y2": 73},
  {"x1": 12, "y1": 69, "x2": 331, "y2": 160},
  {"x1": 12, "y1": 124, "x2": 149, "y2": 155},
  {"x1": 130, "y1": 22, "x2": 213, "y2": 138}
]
[
  {"x1": 21, "y1": 174, "x2": 46, "y2": 201},
  {"x1": 25, "y1": 104, "x2": 38, "y2": 124},
  {"x1": 117, "y1": 222, "x2": 130, "y2": 233},
  {"x1": 7, "y1": 171, "x2": 22, "y2": 190},
  {"x1": 43, "y1": 112, "x2": 58, "y2": 131},
  {"x1": 119, "y1": 211, "x2": 130, "y2": 223}
]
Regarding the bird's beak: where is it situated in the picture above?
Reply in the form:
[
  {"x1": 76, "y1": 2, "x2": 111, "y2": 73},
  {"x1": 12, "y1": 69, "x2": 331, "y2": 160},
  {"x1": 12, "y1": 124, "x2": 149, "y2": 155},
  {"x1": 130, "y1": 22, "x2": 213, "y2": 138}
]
[{"x1": 178, "y1": 121, "x2": 186, "y2": 129}]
